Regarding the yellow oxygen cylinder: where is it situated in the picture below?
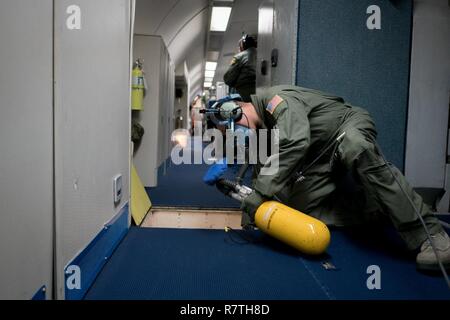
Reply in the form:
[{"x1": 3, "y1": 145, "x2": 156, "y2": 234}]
[
  {"x1": 132, "y1": 60, "x2": 145, "y2": 111},
  {"x1": 255, "y1": 201, "x2": 331, "y2": 255}
]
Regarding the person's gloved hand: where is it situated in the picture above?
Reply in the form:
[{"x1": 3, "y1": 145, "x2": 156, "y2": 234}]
[
  {"x1": 241, "y1": 190, "x2": 266, "y2": 227},
  {"x1": 203, "y1": 158, "x2": 241, "y2": 186},
  {"x1": 203, "y1": 161, "x2": 228, "y2": 186}
]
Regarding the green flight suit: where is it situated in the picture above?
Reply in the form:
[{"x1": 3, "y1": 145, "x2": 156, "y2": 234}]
[
  {"x1": 248, "y1": 85, "x2": 443, "y2": 250},
  {"x1": 224, "y1": 48, "x2": 257, "y2": 102}
]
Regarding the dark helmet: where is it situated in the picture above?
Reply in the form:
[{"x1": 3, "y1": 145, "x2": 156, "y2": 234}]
[{"x1": 239, "y1": 34, "x2": 257, "y2": 50}]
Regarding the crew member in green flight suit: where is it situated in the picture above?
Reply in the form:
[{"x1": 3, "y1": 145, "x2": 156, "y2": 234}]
[
  {"x1": 236, "y1": 85, "x2": 450, "y2": 271},
  {"x1": 224, "y1": 34, "x2": 257, "y2": 103}
]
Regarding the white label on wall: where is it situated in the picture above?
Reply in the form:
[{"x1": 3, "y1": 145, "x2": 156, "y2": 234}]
[
  {"x1": 66, "y1": 5, "x2": 82, "y2": 30},
  {"x1": 366, "y1": 5, "x2": 381, "y2": 30}
]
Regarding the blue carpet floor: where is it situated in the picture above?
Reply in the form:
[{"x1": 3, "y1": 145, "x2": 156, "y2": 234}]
[
  {"x1": 146, "y1": 162, "x2": 241, "y2": 208},
  {"x1": 146, "y1": 138, "x2": 253, "y2": 208},
  {"x1": 85, "y1": 226, "x2": 450, "y2": 300}
]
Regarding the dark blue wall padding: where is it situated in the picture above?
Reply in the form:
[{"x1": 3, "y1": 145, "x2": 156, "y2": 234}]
[
  {"x1": 296, "y1": 0, "x2": 412, "y2": 170},
  {"x1": 31, "y1": 286, "x2": 46, "y2": 300},
  {"x1": 65, "y1": 205, "x2": 129, "y2": 300},
  {"x1": 85, "y1": 227, "x2": 450, "y2": 300}
]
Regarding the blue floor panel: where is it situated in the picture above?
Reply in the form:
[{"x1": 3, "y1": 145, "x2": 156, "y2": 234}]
[{"x1": 85, "y1": 226, "x2": 450, "y2": 300}]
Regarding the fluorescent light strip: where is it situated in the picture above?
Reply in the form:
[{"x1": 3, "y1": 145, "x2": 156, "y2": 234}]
[
  {"x1": 210, "y1": 7, "x2": 232, "y2": 32},
  {"x1": 205, "y1": 70, "x2": 215, "y2": 78},
  {"x1": 206, "y1": 61, "x2": 218, "y2": 71}
]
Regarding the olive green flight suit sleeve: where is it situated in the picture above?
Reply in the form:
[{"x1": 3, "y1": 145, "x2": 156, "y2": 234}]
[
  {"x1": 254, "y1": 99, "x2": 311, "y2": 198},
  {"x1": 223, "y1": 55, "x2": 242, "y2": 88}
]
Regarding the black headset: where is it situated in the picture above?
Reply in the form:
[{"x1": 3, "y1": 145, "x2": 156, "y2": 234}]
[
  {"x1": 240, "y1": 34, "x2": 257, "y2": 50},
  {"x1": 201, "y1": 95, "x2": 243, "y2": 127},
  {"x1": 217, "y1": 101, "x2": 243, "y2": 123}
]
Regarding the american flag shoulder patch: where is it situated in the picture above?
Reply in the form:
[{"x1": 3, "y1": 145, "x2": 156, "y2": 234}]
[{"x1": 266, "y1": 95, "x2": 284, "y2": 114}]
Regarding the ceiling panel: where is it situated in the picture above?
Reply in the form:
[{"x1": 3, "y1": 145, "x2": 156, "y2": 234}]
[
  {"x1": 134, "y1": 0, "x2": 265, "y2": 98},
  {"x1": 134, "y1": 0, "x2": 179, "y2": 35},
  {"x1": 168, "y1": 10, "x2": 209, "y2": 67},
  {"x1": 135, "y1": 0, "x2": 209, "y2": 101}
]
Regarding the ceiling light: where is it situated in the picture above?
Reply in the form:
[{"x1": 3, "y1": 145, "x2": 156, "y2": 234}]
[
  {"x1": 205, "y1": 70, "x2": 215, "y2": 78},
  {"x1": 205, "y1": 77, "x2": 214, "y2": 83},
  {"x1": 210, "y1": 7, "x2": 232, "y2": 32},
  {"x1": 204, "y1": 82, "x2": 213, "y2": 88},
  {"x1": 206, "y1": 61, "x2": 217, "y2": 71}
]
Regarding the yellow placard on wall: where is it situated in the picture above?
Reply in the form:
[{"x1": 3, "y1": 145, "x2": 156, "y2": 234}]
[{"x1": 131, "y1": 164, "x2": 152, "y2": 225}]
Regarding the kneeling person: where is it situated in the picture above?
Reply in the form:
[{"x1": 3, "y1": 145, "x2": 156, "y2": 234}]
[{"x1": 233, "y1": 85, "x2": 450, "y2": 271}]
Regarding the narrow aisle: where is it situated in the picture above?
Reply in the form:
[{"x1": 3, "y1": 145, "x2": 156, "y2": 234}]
[
  {"x1": 85, "y1": 225, "x2": 450, "y2": 300},
  {"x1": 146, "y1": 138, "x2": 250, "y2": 208}
]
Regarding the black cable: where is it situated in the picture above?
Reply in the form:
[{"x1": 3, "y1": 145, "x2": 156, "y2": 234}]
[
  {"x1": 236, "y1": 163, "x2": 250, "y2": 184},
  {"x1": 218, "y1": 179, "x2": 238, "y2": 190},
  {"x1": 242, "y1": 112, "x2": 251, "y2": 129},
  {"x1": 299, "y1": 132, "x2": 346, "y2": 179},
  {"x1": 375, "y1": 141, "x2": 450, "y2": 289},
  {"x1": 225, "y1": 226, "x2": 259, "y2": 245},
  {"x1": 290, "y1": 109, "x2": 353, "y2": 185}
]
